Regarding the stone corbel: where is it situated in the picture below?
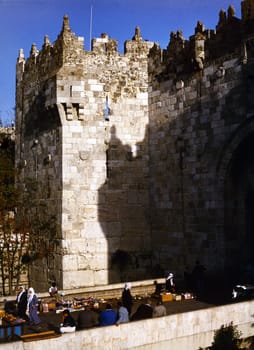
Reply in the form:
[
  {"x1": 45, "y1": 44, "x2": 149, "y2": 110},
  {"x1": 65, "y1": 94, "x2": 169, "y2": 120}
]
[
  {"x1": 66, "y1": 103, "x2": 73, "y2": 120},
  {"x1": 78, "y1": 104, "x2": 85, "y2": 121}
]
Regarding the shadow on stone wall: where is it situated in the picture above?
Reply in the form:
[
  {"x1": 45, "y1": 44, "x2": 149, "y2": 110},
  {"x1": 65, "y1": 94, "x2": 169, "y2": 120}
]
[
  {"x1": 97, "y1": 124, "x2": 157, "y2": 284},
  {"x1": 97, "y1": 63, "x2": 254, "y2": 286}
]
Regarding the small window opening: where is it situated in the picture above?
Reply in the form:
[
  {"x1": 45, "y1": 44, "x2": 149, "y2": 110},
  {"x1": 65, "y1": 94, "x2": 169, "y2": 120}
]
[{"x1": 104, "y1": 95, "x2": 110, "y2": 121}]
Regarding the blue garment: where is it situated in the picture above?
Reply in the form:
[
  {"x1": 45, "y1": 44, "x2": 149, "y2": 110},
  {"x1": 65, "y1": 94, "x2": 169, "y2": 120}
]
[
  {"x1": 116, "y1": 306, "x2": 129, "y2": 324},
  {"x1": 28, "y1": 294, "x2": 41, "y2": 325},
  {"x1": 99, "y1": 308, "x2": 117, "y2": 326}
]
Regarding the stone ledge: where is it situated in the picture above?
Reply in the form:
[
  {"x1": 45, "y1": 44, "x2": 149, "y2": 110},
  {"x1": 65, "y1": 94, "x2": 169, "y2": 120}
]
[
  {"x1": 0, "y1": 278, "x2": 165, "y2": 304},
  {"x1": 1, "y1": 299, "x2": 253, "y2": 350}
]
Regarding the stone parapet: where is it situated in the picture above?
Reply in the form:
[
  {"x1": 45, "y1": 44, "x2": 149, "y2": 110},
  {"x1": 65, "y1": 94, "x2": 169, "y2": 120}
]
[{"x1": 1, "y1": 300, "x2": 254, "y2": 350}]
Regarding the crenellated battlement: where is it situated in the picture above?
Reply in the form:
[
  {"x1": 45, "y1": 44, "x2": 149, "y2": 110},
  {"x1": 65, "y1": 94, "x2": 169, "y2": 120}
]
[
  {"x1": 17, "y1": 2, "x2": 254, "y2": 94},
  {"x1": 15, "y1": 0, "x2": 254, "y2": 292},
  {"x1": 17, "y1": 15, "x2": 155, "y2": 84},
  {"x1": 17, "y1": 15, "x2": 85, "y2": 82}
]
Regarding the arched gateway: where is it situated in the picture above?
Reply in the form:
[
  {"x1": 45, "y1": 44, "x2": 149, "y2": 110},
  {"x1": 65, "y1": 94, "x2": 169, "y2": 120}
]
[{"x1": 217, "y1": 117, "x2": 254, "y2": 280}]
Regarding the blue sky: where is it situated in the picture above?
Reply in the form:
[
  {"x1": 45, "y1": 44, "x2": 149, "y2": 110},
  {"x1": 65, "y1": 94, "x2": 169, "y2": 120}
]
[{"x1": 0, "y1": 0, "x2": 241, "y2": 125}]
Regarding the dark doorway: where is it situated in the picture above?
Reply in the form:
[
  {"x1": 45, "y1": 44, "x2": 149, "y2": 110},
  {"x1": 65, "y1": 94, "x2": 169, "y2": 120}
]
[
  {"x1": 224, "y1": 133, "x2": 254, "y2": 282},
  {"x1": 245, "y1": 191, "x2": 254, "y2": 261}
]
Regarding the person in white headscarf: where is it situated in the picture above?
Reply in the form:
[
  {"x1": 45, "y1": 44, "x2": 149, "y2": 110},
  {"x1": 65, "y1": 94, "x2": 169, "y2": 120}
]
[
  {"x1": 16, "y1": 286, "x2": 27, "y2": 319},
  {"x1": 165, "y1": 273, "x2": 175, "y2": 293},
  {"x1": 122, "y1": 282, "x2": 133, "y2": 315},
  {"x1": 27, "y1": 287, "x2": 41, "y2": 325}
]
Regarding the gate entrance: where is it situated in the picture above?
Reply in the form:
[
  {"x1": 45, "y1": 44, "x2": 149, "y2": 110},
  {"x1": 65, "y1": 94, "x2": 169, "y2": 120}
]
[{"x1": 224, "y1": 134, "x2": 254, "y2": 281}]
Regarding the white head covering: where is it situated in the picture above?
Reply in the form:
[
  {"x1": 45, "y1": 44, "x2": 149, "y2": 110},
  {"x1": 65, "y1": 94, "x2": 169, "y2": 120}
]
[
  {"x1": 166, "y1": 273, "x2": 174, "y2": 280},
  {"x1": 124, "y1": 282, "x2": 131, "y2": 290},
  {"x1": 166, "y1": 273, "x2": 174, "y2": 286},
  {"x1": 28, "y1": 287, "x2": 35, "y2": 303}
]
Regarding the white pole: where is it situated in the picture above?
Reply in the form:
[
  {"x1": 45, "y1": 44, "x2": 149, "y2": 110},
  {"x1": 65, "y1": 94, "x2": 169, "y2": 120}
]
[{"x1": 89, "y1": 1, "x2": 93, "y2": 51}]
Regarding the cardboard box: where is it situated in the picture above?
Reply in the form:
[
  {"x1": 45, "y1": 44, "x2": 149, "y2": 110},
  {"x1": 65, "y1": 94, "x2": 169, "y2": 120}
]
[
  {"x1": 161, "y1": 293, "x2": 173, "y2": 302},
  {"x1": 48, "y1": 302, "x2": 56, "y2": 311}
]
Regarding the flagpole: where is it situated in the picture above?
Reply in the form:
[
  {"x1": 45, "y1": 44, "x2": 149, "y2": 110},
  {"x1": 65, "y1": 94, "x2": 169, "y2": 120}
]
[{"x1": 89, "y1": 1, "x2": 93, "y2": 51}]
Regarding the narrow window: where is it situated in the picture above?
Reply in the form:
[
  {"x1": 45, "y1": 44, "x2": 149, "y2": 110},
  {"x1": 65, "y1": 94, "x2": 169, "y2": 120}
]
[{"x1": 104, "y1": 95, "x2": 110, "y2": 121}]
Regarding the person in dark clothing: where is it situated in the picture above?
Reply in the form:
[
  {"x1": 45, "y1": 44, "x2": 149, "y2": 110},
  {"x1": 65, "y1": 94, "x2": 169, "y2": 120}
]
[
  {"x1": 165, "y1": 273, "x2": 175, "y2": 293},
  {"x1": 122, "y1": 282, "x2": 133, "y2": 315},
  {"x1": 60, "y1": 309, "x2": 76, "y2": 333},
  {"x1": 153, "y1": 280, "x2": 163, "y2": 298},
  {"x1": 4, "y1": 300, "x2": 17, "y2": 315},
  {"x1": 77, "y1": 305, "x2": 98, "y2": 329},
  {"x1": 16, "y1": 286, "x2": 28, "y2": 319},
  {"x1": 130, "y1": 299, "x2": 153, "y2": 321},
  {"x1": 192, "y1": 260, "x2": 206, "y2": 299}
]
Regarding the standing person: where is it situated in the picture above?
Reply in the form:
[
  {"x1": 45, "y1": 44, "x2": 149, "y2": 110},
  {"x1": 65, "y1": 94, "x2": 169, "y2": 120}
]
[
  {"x1": 27, "y1": 287, "x2": 41, "y2": 325},
  {"x1": 16, "y1": 286, "x2": 28, "y2": 320},
  {"x1": 115, "y1": 301, "x2": 129, "y2": 325},
  {"x1": 122, "y1": 282, "x2": 133, "y2": 315},
  {"x1": 99, "y1": 304, "x2": 117, "y2": 326},
  {"x1": 192, "y1": 260, "x2": 206, "y2": 299},
  {"x1": 165, "y1": 273, "x2": 175, "y2": 293},
  {"x1": 60, "y1": 309, "x2": 76, "y2": 333}
]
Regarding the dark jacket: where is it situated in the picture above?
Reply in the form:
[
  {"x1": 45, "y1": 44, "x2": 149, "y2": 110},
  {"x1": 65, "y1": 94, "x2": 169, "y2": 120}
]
[
  {"x1": 122, "y1": 289, "x2": 133, "y2": 314},
  {"x1": 77, "y1": 309, "x2": 97, "y2": 329},
  {"x1": 130, "y1": 303, "x2": 153, "y2": 321},
  {"x1": 16, "y1": 290, "x2": 28, "y2": 319},
  {"x1": 63, "y1": 314, "x2": 76, "y2": 327}
]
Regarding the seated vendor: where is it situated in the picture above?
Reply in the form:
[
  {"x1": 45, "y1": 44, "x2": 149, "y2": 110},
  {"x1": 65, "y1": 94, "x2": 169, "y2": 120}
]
[
  {"x1": 49, "y1": 282, "x2": 58, "y2": 297},
  {"x1": 60, "y1": 309, "x2": 76, "y2": 333},
  {"x1": 77, "y1": 305, "x2": 98, "y2": 329}
]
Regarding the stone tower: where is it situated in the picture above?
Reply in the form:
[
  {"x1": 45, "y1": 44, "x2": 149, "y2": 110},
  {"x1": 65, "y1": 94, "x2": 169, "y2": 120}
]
[
  {"x1": 16, "y1": 16, "x2": 154, "y2": 290},
  {"x1": 16, "y1": 1, "x2": 254, "y2": 291}
]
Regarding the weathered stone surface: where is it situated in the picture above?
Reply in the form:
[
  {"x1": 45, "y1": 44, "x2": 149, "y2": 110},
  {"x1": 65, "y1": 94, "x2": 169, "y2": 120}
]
[
  {"x1": 15, "y1": 1, "x2": 254, "y2": 291},
  {"x1": 1, "y1": 300, "x2": 254, "y2": 350}
]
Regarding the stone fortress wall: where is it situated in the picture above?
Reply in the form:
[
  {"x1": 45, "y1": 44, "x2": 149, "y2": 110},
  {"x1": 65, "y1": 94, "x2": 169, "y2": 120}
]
[{"x1": 15, "y1": 0, "x2": 254, "y2": 291}]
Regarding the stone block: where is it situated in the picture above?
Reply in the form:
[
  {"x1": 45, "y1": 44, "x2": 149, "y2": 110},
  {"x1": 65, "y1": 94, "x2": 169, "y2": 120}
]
[{"x1": 63, "y1": 270, "x2": 95, "y2": 289}]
